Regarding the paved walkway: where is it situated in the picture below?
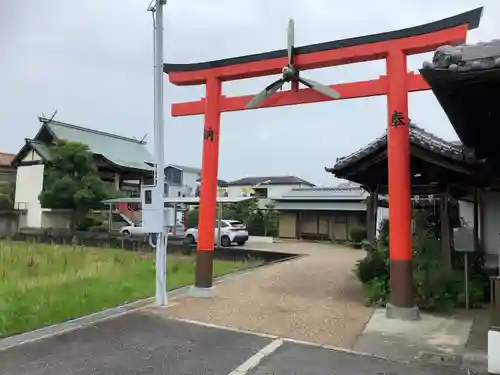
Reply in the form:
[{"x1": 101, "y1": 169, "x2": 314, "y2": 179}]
[
  {"x1": 156, "y1": 241, "x2": 373, "y2": 349},
  {"x1": 1, "y1": 312, "x2": 480, "y2": 375}
]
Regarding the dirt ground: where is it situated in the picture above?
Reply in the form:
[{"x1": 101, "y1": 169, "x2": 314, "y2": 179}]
[{"x1": 149, "y1": 241, "x2": 374, "y2": 349}]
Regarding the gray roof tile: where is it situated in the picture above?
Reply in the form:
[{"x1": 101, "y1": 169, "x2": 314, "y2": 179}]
[
  {"x1": 422, "y1": 39, "x2": 500, "y2": 72},
  {"x1": 227, "y1": 176, "x2": 315, "y2": 187},
  {"x1": 274, "y1": 185, "x2": 368, "y2": 201},
  {"x1": 29, "y1": 140, "x2": 53, "y2": 161},
  {"x1": 41, "y1": 117, "x2": 154, "y2": 172},
  {"x1": 327, "y1": 124, "x2": 474, "y2": 173}
]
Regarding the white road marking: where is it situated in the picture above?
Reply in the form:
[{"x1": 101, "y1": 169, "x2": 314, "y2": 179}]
[
  {"x1": 227, "y1": 339, "x2": 283, "y2": 375},
  {"x1": 171, "y1": 317, "x2": 387, "y2": 361},
  {"x1": 172, "y1": 318, "x2": 278, "y2": 339}
]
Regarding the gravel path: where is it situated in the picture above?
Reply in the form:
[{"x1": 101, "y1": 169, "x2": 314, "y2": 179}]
[{"x1": 150, "y1": 241, "x2": 374, "y2": 349}]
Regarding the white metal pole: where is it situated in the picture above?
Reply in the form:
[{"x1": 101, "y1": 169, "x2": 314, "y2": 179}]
[
  {"x1": 153, "y1": 0, "x2": 167, "y2": 306},
  {"x1": 217, "y1": 200, "x2": 222, "y2": 246}
]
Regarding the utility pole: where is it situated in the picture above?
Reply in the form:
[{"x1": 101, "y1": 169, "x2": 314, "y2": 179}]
[{"x1": 151, "y1": 0, "x2": 167, "y2": 306}]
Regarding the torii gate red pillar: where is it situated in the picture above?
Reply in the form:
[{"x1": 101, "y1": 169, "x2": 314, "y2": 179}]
[
  {"x1": 164, "y1": 8, "x2": 481, "y2": 315},
  {"x1": 195, "y1": 76, "x2": 222, "y2": 289},
  {"x1": 385, "y1": 49, "x2": 414, "y2": 314}
]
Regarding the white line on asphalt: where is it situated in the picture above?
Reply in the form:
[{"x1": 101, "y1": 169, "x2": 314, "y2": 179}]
[
  {"x1": 171, "y1": 317, "x2": 388, "y2": 361},
  {"x1": 227, "y1": 339, "x2": 283, "y2": 375},
  {"x1": 172, "y1": 318, "x2": 279, "y2": 339}
]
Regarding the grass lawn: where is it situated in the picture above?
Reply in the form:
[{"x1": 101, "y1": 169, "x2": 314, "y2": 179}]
[{"x1": 0, "y1": 240, "x2": 260, "y2": 338}]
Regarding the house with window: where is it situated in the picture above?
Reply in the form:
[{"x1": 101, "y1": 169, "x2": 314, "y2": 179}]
[
  {"x1": 164, "y1": 164, "x2": 202, "y2": 198},
  {"x1": 225, "y1": 176, "x2": 315, "y2": 208},
  {"x1": 11, "y1": 117, "x2": 154, "y2": 229}
]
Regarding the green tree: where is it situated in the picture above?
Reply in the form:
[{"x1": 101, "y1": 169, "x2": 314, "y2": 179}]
[
  {"x1": 0, "y1": 182, "x2": 15, "y2": 210},
  {"x1": 262, "y1": 202, "x2": 280, "y2": 237},
  {"x1": 223, "y1": 198, "x2": 259, "y2": 224},
  {"x1": 186, "y1": 206, "x2": 199, "y2": 228},
  {"x1": 39, "y1": 141, "x2": 120, "y2": 231}
]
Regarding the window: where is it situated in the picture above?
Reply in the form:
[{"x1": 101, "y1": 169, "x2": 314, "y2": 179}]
[
  {"x1": 145, "y1": 190, "x2": 152, "y2": 205},
  {"x1": 143, "y1": 176, "x2": 155, "y2": 186},
  {"x1": 164, "y1": 183, "x2": 169, "y2": 196},
  {"x1": 165, "y1": 167, "x2": 182, "y2": 185},
  {"x1": 254, "y1": 188, "x2": 268, "y2": 198}
]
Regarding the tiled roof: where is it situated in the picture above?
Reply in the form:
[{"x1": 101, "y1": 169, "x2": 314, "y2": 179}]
[
  {"x1": 327, "y1": 124, "x2": 473, "y2": 173},
  {"x1": 227, "y1": 176, "x2": 315, "y2": 187},
  {"x1": 40, "y1": 117, "x2": 154, "y2": 172},
  {"x1": 422, "y1": 39, "x2": 500, "y2": 72},
  {"x1": 29, "y1": 140, "x2": 52, "y2": 161},
  {"x1": 274, "y1": 184, "x2": 368, "y2": 201},
  {"x1": 0, "y1": 152, "x2": 15, "y2": 167}
]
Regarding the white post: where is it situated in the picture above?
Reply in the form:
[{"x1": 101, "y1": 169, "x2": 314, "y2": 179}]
[{"x1": 152, "y1": 0, "x2": 167, "y2": 306}]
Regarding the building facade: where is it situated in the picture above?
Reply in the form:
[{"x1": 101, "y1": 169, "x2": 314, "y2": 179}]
[
  {"x1": 273, "y1": 184, "x2": 388, "y2": 241},
  {"x1": 11, "y1": 117, "x2": 154, "y2": 229},
  {"x1": 225, "y1": 176, "x2": 315, "y2": 208},
  {"x1": 164, "y1": 164, "x2": 201, "y2": 198}
]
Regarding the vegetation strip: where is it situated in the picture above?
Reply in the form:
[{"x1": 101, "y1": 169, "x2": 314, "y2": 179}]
[{"x1": 0, "y1": 240, "x2": 260, "y2": 338}]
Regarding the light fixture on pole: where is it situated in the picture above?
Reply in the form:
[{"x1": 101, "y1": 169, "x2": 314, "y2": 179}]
[{"x1": 148, "y1": 0, "x2": 167, "y2": 307}]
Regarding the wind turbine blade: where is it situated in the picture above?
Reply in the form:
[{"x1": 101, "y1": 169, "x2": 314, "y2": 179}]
[
  {"x1": 288, "y1": 19, "x2": 295, "y2": 65},
  {"x1": 246, "y1": 79, "x2": 286, "y2": 109},
  {"x1": 299, "y1": 76, "x2": 341, "y2": 99}
]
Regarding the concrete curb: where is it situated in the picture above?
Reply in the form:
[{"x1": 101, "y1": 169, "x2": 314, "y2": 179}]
[{"x1": 0, "y1": 253, "x2": 301, "y2": 352}]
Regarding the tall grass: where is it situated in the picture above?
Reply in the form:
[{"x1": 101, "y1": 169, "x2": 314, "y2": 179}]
[{"x1": 0, "y1": 241, "x2": 257, "y2": 338}]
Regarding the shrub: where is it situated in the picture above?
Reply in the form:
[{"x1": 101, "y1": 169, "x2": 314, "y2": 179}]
[
  {"x1": 361, "y1": 240, "x2": 374, "y2": 251},
  {"x1": 355, "y1": 217, "x2": 485, "y2": 311},
  {"x1": 377, "y1": 218, "x2": 389, "y2": 247},
  {"x1": 76, "y1": 214, "x2": 104, "y2": 231},
  {"x1": 0, "y1": 183, "x2": 14, "y2": 210},
  {"x1": 350, "y1": 226, "x2": 366, "y2": 243},
  {"x1": 88, "y1": 225, "x2": 108, "y2": 233},
  {"x1": 186, "y1": 207, "x2": 199, "y2": 229},
  {"x1": 363, "y1": 277, "x2": 390, "y2": 306},
  {"x1": 355, "y1": 247, "x2": 389, "y2": 284}
]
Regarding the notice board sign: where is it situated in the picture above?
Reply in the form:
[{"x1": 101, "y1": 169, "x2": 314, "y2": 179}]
[{"x1": 453, "y1": 227, "x2": 475, "y2": 253}]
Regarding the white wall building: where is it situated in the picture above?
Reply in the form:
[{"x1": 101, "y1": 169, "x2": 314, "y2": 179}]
[
  {"x1": 164, "y1": 165, "x2": 200, "y2": 198},
  {"x1": 225, "y1": 176, "x2": 315, "y2": 208},
  {"x1": 12, "y1": 117, "x2": 154, "y2": 229}
]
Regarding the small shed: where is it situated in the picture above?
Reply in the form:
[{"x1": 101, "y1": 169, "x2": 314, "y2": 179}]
[{"x1": 272, "y1": 184, "x2": 381, "y2": 241}]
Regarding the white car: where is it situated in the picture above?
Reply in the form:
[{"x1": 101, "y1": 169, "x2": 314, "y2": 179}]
[
  {"x1": 120, "y1": 221, "x2": 186, "y2": 238},
  {"x1": 184, "y1": 219, "x2": 249, "y2": 247}
]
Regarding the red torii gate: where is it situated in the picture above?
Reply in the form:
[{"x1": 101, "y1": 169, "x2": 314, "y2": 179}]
[{"x1": 164, "y1": 8, "x2": 482, "y2": 317}]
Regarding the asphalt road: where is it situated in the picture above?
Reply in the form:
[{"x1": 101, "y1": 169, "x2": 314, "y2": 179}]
[
  {"x1": 247, "y1": 342, "x2": 477, "y2": 375},
  {"x1": 0, "y1": 312, "x2": 484, "y2": 375},
  {"x1": 0, "y1": 312, "x2": 271, "y2": 375}
]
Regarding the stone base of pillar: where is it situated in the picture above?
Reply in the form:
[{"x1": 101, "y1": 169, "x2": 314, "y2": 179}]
[
  {"x1": 385, "y1": 303, "x2": 420, "y2": 321},
  {"x1": 488, "y1": 329, "x2": 500, "y2": 374},
  {"x1": 189, "y1": 286, "x2": 215, "y2": 298}
]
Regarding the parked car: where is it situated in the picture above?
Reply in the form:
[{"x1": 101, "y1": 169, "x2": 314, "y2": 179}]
[
  {"x1": 120, "y1": 221, "x2": 186, "y2": 238},
  {"x1": 184, "y1": 219, "x2": 249, "y2": 247}
]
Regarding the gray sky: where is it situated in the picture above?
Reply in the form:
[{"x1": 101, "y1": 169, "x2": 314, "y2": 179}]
[{"x1": 1, "y1": 0, "x2": 499, "y2": 185}]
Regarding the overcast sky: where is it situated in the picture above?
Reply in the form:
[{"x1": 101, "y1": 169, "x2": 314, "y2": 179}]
[{"x1": 1, "y1": 0, "x2": 499, "y2": 185}]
